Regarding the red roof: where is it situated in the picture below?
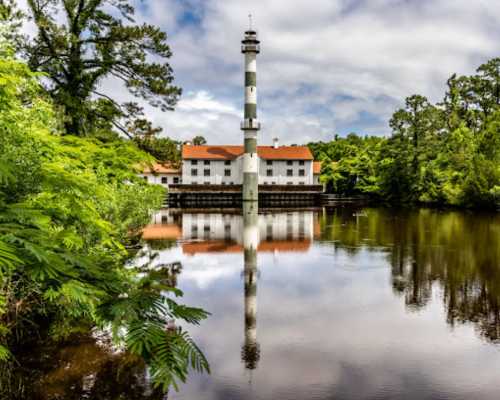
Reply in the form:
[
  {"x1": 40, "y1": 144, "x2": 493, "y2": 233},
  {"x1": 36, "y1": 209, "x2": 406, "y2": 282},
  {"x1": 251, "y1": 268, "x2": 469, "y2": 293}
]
[
  {"x1": 142, "y1": 224, "x2": 182, "y2": 240},
  {"x1": 182, "y1": 239, "x2": 311, "y2": 254},
  {"x1": 182, "y1": 145, "x2": 313, "y2": 160},
  {"x1": 313, "y1": 161, "x2": 322, "y2": 174},
  {"x1": 143, "y1": 162, "x2": 180, "y2": 174}
]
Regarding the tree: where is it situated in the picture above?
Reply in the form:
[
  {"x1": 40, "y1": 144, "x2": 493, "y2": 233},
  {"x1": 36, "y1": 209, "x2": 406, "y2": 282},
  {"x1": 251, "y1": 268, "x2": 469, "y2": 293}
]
[
  {"x1": 0, "y1": 0, "x2": 24, "y2": 49},
  {"x1": 24, "y1": 0, "x2": 181, "y2": 137},
  {"x1": 0, "y1": 34, "x2": 208, "y2": 391},
  {"x1": 192, "y1": 135, "x2": 207, "y2": 145}
]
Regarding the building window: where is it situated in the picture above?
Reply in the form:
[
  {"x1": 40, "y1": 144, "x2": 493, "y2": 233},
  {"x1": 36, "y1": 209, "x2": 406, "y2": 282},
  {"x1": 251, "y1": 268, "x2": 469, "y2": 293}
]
[
  {"x1": 204, "y1": 169, "x2": 210, "y2": 176},
  {"x1": 192, "y1": 181, "x2": 198, "y2": 185},
  {"x1": 299, "y1": 169, "x2": 305, "y2": 176},
  {"x1": 287, "y1": 182, "x2": 293, "y2": 185},
  {"x1": 191, "y1": 169, "x2": 197, "y2": 176},
  {"x1": 173, "y1": 177, "x2": 179, "y2": 184},
  {"x1": 143, "y1": 176, "x2": 148, "y2": 181},
  {"x1": 266, "y1": 169, "x2": 272, "y2": 177},
  {"x1": 161, "y1": 215, "x2": 168, "y2": 223},
  {"x1": 271, "y1": 182, "x2": 276, "y2": 185},
  {"x1": 204, "y1": 160, "x2": 210, "y2": 165},
  {"x1": 221, "y1": 182, "x2": 226, "y2": 185},
  {"x1": 266, "y1": 160, "x2": 272, "y2": 166},
  {"x1": 224, "y1": 160, "x2": 231, "y2": 165},
  {"x1": 191, "y1": 160, "x2": 198, "y2": 165},
  {"x1": 299, "y1": 160, "x2": 305, "y2": 166},
  {"x1": 299, "y1": 182, "x2": 305, "y2": 185},
  {"x1": 287, "y1": 160, "x2": 293, "y2": 166},
  {"x1": 224, "y1": 169, "x2": 231, "y2": 177},
  {"x1": 161, "y1": 177, "x2": 168, "y2": 184},
  {"x1": 287, "y1": 169, "x2": 293, "y2": 176}
]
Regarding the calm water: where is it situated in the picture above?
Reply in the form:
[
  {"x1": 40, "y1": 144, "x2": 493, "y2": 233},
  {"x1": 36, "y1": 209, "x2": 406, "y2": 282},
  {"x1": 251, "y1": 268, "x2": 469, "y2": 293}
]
[{"x1": 10, "y1": 207, "x2": 500, "y2": 399}]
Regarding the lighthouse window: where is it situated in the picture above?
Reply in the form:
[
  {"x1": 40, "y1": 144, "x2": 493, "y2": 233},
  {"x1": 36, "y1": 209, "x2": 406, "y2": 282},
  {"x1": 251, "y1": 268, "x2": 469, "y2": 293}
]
[
  {"x1": 287, "y1": 169, "x2": 293, "y2": 176},
  {"x1": 204, "y1": 169, "x2": 210, "y2": 176},
  {"x1": 224, "y1": 169, "x2": 231, "y2": 177},
  {"x1": 299, "y1": 169, "x2": 305, "y2": 176},
  {"x1": 266, "y1": 169, "x2": 272, "y2": 177},
  {"x1": 191, "y1": 169, "x2": 198, "y2": 176}
]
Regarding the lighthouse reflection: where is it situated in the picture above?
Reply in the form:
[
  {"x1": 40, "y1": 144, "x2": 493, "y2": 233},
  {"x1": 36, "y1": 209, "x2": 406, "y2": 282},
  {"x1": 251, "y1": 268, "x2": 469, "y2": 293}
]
[{"x1": 241, "y1": 202, "x2": 260, "y2": 370}]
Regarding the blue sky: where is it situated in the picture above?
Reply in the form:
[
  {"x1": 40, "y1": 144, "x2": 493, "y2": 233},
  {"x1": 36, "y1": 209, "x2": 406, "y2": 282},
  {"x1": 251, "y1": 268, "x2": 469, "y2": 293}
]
[{"x1": 19, "y1": 0, "x2": 500, "y2": 144}]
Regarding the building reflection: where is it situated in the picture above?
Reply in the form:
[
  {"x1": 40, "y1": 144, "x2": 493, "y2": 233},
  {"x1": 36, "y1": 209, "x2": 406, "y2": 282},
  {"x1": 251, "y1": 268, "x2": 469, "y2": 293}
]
[
  {"x1": 142, "y1": 209, "x2": 316, "y2": 253},
  {"x1": 180, "y1": 210, "x2": 315, "y2": 254},
  {"x1": 142, "y1": 208, "x2": 317, "y2": 372}
]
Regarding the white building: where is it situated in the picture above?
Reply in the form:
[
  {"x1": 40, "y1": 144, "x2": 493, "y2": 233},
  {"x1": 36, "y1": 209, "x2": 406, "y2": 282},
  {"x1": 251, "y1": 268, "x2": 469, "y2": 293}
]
[
  {"x1": 181, "y1": 141, "x2": 320, "y2": 186},
  {"x1": 141, "y1": 162, "x2": 181, "y2": 188}
]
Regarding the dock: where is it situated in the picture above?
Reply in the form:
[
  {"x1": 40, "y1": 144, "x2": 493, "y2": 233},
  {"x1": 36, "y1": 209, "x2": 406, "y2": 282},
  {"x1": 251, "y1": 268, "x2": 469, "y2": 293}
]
[{"x1": 168, "y1": 184, "x2": 324, "y2": 208}]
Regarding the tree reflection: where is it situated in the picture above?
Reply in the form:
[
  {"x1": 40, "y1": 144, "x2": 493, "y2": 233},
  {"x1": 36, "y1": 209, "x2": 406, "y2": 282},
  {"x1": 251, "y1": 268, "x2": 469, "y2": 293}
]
[{"x1": 317, "y1": 208, "x2": 500, "y2": 342}]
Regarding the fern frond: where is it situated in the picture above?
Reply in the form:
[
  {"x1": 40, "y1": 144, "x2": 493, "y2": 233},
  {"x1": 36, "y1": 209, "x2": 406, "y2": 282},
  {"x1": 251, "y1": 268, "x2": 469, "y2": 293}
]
[{"x1": 0, "y1": 239, "x2": 21, "y2": 272}]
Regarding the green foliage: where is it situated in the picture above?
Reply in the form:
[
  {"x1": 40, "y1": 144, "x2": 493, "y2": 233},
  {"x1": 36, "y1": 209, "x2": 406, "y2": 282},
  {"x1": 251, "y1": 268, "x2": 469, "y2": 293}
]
[
  {"x1": 192, "y1": 135, "x2": 207, "y2": 145},
  {"x1": 0, "y1": 34, "x2": 208, "y2": 391},
  {"x1": 310, "y1": 58, "x2": 500, "y2": 209},
  {"x1": 134, "y1": 136, "x2": 182, "y2": 164},
  {"x1": 309, "y1": 134, "x2": 383, "y2": 195}
]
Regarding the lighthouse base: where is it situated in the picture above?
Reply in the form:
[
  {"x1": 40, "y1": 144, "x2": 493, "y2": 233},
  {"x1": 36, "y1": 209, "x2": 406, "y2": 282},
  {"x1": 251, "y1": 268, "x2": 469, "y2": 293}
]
[{"x1": 243, "y1": 173, "x2": 258, "y2": 201}]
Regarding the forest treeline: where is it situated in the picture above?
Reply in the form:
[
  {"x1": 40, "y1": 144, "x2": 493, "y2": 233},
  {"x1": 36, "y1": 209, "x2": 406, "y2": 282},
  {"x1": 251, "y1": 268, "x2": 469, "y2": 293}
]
[
  {"x1": 309, "y1": 58, "x2": 500, "y2": 209},
  {"x1": 0, "y1": 0, "x2": 209, "y2": 395}
]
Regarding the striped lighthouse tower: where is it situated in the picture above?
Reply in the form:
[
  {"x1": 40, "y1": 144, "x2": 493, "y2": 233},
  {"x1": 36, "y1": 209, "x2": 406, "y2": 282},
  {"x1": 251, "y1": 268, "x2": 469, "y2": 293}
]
[{"x1": 241, "y1": 19, "x2": 261, "y2": 202}]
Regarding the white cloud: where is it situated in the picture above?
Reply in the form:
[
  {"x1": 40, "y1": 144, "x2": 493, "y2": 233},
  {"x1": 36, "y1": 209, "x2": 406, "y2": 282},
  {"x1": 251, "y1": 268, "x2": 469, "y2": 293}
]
[{"x1": 17, "y1": 0, "x2": 500, "y2": 143}]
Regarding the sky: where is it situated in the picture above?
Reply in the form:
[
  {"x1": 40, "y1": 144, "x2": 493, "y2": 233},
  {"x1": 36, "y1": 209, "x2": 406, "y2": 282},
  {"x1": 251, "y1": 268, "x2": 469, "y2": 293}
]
[{"x1": 18, "y1": 0, "x2": 500, "y2": 145}]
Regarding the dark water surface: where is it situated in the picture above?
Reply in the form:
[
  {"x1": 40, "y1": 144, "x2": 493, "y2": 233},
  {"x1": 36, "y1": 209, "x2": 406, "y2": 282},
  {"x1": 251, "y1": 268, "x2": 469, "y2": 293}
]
[{"x1": 11, "y1": 207, "x2": 500, "y2": 399}]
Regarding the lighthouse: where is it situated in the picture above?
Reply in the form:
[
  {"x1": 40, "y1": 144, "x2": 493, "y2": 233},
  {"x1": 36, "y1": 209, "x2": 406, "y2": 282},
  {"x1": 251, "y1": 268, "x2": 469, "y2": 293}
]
[{"x1": 241, "y1": 22, "x2": 260, "y2": 202}]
